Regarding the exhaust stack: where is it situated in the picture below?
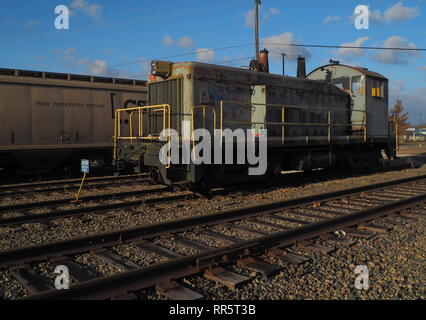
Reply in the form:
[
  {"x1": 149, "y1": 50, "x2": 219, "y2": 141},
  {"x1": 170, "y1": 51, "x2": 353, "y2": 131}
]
[
  {"x1": 259, "y1": 49, "x2": 269, "y2": 73},
  {"x1": 297, "y1": 56, "x2": 306, "y2": 78}
]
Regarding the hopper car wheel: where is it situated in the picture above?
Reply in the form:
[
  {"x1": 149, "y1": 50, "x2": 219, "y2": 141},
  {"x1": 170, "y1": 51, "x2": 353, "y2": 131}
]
[
  {"x1": 56, "y1": 162, "x2": 79, "y2": 179},
  {"x1": 0, "y1": 156, "x2": 16, "y2": 176}
]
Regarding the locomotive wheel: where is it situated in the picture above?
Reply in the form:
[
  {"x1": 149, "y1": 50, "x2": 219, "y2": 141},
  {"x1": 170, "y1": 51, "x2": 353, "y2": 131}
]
[
  {"x1": 189, "y1": 180, "x2": 213, "y2": 199},
  {"x1": 149, "y1": 168, "x2": 164, "y2": 185}
]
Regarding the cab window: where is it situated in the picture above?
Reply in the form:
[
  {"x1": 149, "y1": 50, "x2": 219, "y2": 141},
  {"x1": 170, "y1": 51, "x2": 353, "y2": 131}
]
[
  {"x1": 331, "y1": 76, "x2": 350, "y2": 91},
  {"x1": 351, "y1": 76, "x2": 362, "y2": 96},
  {"x1": 371, "y1": 79, "x2": 384, "y2": 98}
]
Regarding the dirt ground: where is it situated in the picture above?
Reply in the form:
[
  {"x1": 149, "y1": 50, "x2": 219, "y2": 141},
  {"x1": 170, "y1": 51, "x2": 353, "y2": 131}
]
[{"x1": 397, "y1": 142, "x2": 426, "y2": 157}]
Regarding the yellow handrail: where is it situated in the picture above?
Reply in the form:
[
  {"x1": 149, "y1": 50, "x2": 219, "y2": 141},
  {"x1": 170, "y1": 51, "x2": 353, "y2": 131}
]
[
  {"x1": 113, "y1": 104, "x2": 171, "y2": 163},
  {"x1": 114, "y1": 101, "x2": 369, "y2": 166},
  {"x1": 191, "y1": 105, "x2": 217, "y2": 151},
  {"x1": 219, "y1": 100, "x2": 368, "y2": 143}
]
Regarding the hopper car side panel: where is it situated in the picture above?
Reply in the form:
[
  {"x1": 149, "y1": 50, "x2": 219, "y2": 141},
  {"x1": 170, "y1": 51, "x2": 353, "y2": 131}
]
[{"x1": 0, "y1": 71, "x2": 147, "y2": 174}]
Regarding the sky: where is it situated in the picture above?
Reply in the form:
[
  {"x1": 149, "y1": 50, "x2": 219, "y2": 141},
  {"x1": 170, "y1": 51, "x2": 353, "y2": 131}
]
[{"x1": 0, "y1": 0, "x2": 425, "y2": 124}]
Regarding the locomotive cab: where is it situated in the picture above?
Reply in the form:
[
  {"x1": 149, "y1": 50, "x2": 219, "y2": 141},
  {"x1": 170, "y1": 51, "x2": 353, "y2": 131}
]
[{"x1": 307, "y1": 63, "x2": 395, "y2": 159}]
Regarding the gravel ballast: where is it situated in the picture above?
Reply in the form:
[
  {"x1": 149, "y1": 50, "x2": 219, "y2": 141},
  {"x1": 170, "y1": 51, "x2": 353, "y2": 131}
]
[
  {"x1": 0, "y1": 157, "x2": 425, "y2": 300},
  {"x1": 148, "y1": 213, "x2": 425, "y2": 300}
]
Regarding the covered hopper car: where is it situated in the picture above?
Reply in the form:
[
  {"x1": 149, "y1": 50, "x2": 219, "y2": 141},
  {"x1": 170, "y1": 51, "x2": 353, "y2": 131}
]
[
  {"x1": 113, "y1": 56, "x2": 396, "y2": 188},
  {"x1": 0, "y1": 68, "x2": 147, "y2": 176}
]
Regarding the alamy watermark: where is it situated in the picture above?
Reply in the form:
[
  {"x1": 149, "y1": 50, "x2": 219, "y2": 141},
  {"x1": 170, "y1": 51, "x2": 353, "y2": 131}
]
[
  {"x1": 54, "y1": 265, "x2": 70, "y2": 290},
  {"x1": 158, "y1": 120, "x2": 268, "y2": 176},
  {"x1": 54, "y1": 5, "x2": 69, "y2": 30},
  {"x1": 354, "y1": 265, "x2": 369, "y2": 290},
  {"x1": 354, "y1": 5, "x2": 369, "y2": 30}
]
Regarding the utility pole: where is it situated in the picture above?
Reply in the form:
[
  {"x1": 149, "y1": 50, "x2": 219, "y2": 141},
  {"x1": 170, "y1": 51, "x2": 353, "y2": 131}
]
[
  {"x1": 282, "y1": 53, "x2": 286, "y2": 76},
  {"x1": 254, "y1": 0, "x2": 260, "y2": 63}
]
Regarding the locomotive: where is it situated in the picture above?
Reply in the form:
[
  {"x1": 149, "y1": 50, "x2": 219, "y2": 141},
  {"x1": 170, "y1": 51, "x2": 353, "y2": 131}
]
[
  {"x1": 0, "y1": 68, "x2": 146, "y2": 175},
  {"x1": 113, "y1": 51, "x2": 396, "y2": 187}
]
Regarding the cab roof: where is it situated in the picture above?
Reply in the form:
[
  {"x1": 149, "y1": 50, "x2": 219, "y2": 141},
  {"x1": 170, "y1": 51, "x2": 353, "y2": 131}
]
[{"x1": 308, "y1": 64, "x2": 387, "y2": 80}]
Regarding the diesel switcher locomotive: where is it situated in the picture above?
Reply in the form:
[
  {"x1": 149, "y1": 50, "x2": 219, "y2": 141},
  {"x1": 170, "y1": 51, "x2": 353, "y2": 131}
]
[{"x1": 113, "y1": 52, "x2": 395, "y2": 187}]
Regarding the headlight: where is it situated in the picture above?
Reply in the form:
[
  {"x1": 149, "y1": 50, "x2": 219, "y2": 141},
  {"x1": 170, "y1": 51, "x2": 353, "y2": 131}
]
[{"x1": 151, "y1": 61, "x2": 172, "y2": 79}]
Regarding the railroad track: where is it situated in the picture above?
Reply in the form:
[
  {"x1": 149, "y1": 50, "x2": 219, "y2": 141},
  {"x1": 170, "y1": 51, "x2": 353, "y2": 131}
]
[
  {"x1": 0, "y1": 175, "x2": 425, "y2": 300},
  {"x1": 0, "y1": 184, "x2": 198, "y2": 227},
  {"x1": 0, "y1": 160, "x2": 414, "y2": 197},
  {"x1": 0, "y1": 174, "x2": 150, "y2": 197}
]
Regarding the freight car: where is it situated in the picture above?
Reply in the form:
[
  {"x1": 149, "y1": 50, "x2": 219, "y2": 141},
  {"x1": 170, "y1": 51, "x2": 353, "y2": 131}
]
[
  {"x1": 113, "y1": 52, "x2": 396, "y2": 187},
  {"x1": 0, "y1": 68, "x2": 146, "y2": 176}
]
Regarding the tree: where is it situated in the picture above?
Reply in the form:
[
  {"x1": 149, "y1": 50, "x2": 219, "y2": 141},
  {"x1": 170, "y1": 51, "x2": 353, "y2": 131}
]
[{"x1": 389, "y1": 100, "x2": 409, "y2": 133}]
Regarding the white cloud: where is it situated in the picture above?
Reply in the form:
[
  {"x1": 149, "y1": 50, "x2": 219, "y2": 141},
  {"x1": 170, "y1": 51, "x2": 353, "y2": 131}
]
[
  {"x1": 244, "y1": 9, "x2": 255, "y2": 28},
  {"x1": 369, "y1": 9, "x2": 384, "y2": 22},
  {"x1": 177, "y1": 36, "x2": 195, "y2": 49},
  {"x1": 2, "y1": 18, "x2": 40, "y2": 29},
  {"x1": 196, "y1": 48, "x2": 216, "y2": 62},
  {"x1": 72, "y1": 57, "x2": 117, "y2": 76},
  {"x1": 342, "y1": 2, "x2": 419, "y2": 25},
  {"x1": 262, "y1": 32, "x2": 310, "y2": 61},
  {"x1": 373, "y1": 36, "x2": 420, "y2": 64},
  {"x1": 390, "y1": 80, "x2": 406, "y2": 94},
  {"x1": 139, "y1": 58, "x2": 151, "y2": 76},
  {"x1": 384, "y1": 2, "x2": 419, "y2": 23},
  {"x1": 86, "y1": 60, "x2": 110, "y2": 75},
  {"x1": 323, "y1": 15, "x2": 341, "y2": 24},
  {"x1": 219, "y1": 54, "x2": 246, "y2": 67},
  {"x1": 244, "y1": 7, "x2": 280, "y2": 28},
  {"x1": 269, "y1": 7, "x2": 280, "y2": 15},
  {"x1": 163, "y1": 34, "x2": 195, "y2": 49},
  {"x1": 221, "y1": 55, "x2": 234, "y2": 66},
  {"x1": 58, "y1": 47, "x2": 123, "y2": 77},
  {"x1": 25, "y1": 20, "x2": 40, "y2": 28},
  {"x1": 335, "y1": 37, "x2": 370, "y2": 58},
  {"x1": 64, "y1": 47, "x2": 76, "y2": 55},
  {"x1": 163, "y1": 34, "x2": 174, "y2": 46},
  {"x1": 70, "y1": 0, "x2": 103, "y2": 21},
  {"x1": 421, "y1": 66, "x2": 426, "y2": 71},
  {"x1": 263, "y1": 7, "x2": 280, "y2": 19}
]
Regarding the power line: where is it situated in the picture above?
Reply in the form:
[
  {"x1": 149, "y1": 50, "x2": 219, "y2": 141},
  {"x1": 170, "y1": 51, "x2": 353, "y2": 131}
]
[
  {"x1": 0, "y1": 0, "x2": 245, "y2": 43},
  {"x1": 124, "y1": 56, "x2": 252, "y2": 79},
  {"x1": 0, "y1": 0, "x2": 199, "y2": 37},
  {"x1": 16, "y1": 39, "x2": 424, "y2": 77},
  {"x1": 79, "y1": 41, "x2": 425, "y2": 74},
  {"x1": 265, "y1": 42, "x2": 426, "y2": 51},
  {"x1": 220, "y1": 56, "x2": 252, "y2": 64},
  {"x1": 107, "y1": 44, "x2": 253, "y2": 68}
]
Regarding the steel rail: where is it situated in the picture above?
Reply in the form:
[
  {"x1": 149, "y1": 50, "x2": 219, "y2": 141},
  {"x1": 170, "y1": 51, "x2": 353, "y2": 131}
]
[
  {"x1": 0, "y1": 193, "x2": 196, "y2": 227},
  {"x1": 1, "y1": 174, "x2": 425, "y2": 268},
  {"x1": 0, "y1": 174, "x2": 148, "y2": 192},
  {"x1": 0, "y1": 177, "x2": 151, "y2": 198},
  {"x1": 0, "y1": 185, "x2": 169, "y2": 213},
  {"x1": 22, "y1": 192, "x2": 426, "y2": 300}
]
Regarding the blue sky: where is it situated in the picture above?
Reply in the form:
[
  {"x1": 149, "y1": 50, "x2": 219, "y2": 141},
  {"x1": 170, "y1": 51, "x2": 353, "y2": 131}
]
[{"x1": 1, "y1": 0, "x2": 425, "y2": 123}]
